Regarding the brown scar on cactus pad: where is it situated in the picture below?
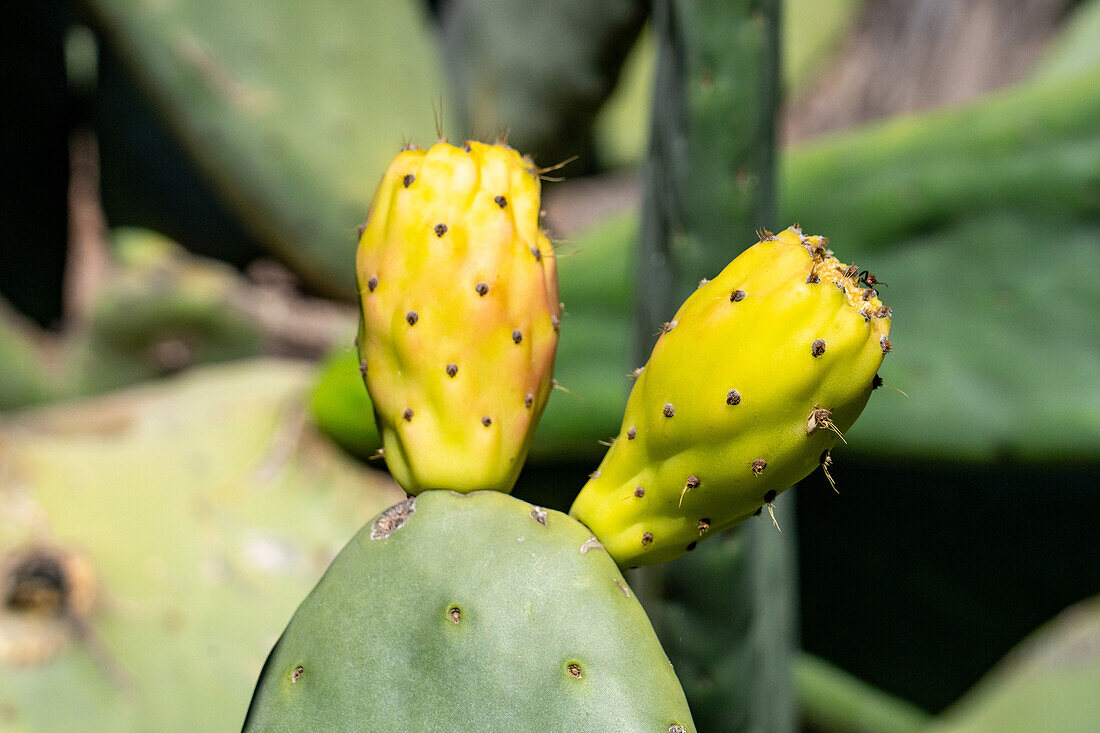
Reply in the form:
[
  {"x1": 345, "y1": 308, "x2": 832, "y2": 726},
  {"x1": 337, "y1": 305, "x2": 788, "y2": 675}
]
[
  {"x1": 370, "y1": 496, "x2": 416, "y2": 540},
  {"x1": 1, "y1": 546, "x2": 98, "y2": 667}
]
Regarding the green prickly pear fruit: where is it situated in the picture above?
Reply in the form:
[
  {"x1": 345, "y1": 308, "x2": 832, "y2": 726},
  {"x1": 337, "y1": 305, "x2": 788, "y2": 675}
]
[
  {"x1": 243, "y1": 490, "x2": 696, "y2": 731},
  {"x1": 570, "y1": 226, "x2": 892, "y2": 567},
  {"x1": 356, "y1": 141, "x2": 561, "y2": 494}
]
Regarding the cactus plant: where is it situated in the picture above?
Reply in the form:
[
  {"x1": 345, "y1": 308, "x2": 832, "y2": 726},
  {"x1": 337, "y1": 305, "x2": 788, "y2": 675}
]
[
  {"x1": 571, "y1": 226, "x2": 891, "y2": 566},
  {"x1": 0, "y1": 297, "x2": 59, "y2": 411},
  {"x1": 82, "y1": 0, "x2": 446, "y2": 298},
  {"x1": 356, "y1": 140, "x2": 561, "y2": 494},
  {"x1": 929, "y1": 594, "x2": 1100, "y2": 733},
  {"x1": 441, "y1": 0, "x2": 649, "y2": 169},
  {"x1": 244, "y1": 490, "x2": 695, "y2": 731},
  {"x1": 70, "y1": 229, "x2": 267, "y2": 395},
  {"x1": 0, "y1": 361, "x2": 403, "y2": 732},
  {"x1": 311, "y1": 67, "x2": 1100, "y2": 465},
  {"x1": 630, "y1": 3, "x2": 796, "y2": 732}
]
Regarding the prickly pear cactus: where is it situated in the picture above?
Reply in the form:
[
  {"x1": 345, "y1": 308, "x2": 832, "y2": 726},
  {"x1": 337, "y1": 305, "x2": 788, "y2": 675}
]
[
  {"x1": 243, "y1": 490, "x2": 695, "y2": 731},
  {"x1": 71, "y1": 229, "x2": 266, "y2": 396},
  {"x1": 441, "y1": 0, "x2": 649, "y2": 168},
  {"x1": 0, "y1": 361, "x2": 404, "y2": 732},
  {"x1": 571, "y1": 226, "x2": 891, "y2": 567},
  {"x1": 356, "y1": 140, "x2": 561, "y2": 494}
]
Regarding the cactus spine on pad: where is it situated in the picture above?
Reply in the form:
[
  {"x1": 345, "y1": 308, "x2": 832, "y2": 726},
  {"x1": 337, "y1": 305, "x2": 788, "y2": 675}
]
[
  {"x1": 571, "y1": 226, "x2": 892, "y2": 567},
  {"x1": 356, "y1": 141, "x2": 561, "y2": 494},
  {"x1": 243, "y1": 491, "x2": 696, "y2": 731}
]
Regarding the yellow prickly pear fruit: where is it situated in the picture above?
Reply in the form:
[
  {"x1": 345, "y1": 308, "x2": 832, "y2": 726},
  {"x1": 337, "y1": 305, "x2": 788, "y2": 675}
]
[
  {"x1": 356, "y1": 141, "x2": 561, "y2": 494},
  {"x1": 570, "y1": 226, "x2": 891, "y2": 566}
]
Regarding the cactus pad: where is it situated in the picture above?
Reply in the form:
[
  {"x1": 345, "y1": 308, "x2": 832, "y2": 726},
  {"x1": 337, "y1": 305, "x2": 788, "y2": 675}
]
[
  {"x1": 356, "y1": 141, "x2": 561, "y2": 494},
  {"x1": 570, "y1": 227, "x2": 891, "y2": 566},
  {"x1": 243, "y1": 490, "x2": 695, "y2": 731}
]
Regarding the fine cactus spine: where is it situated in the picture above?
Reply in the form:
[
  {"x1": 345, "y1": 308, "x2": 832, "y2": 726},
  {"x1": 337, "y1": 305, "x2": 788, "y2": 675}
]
[
  {"x1": 570, "y1": 226, "x2": 891, "y2": 567},
  {"x1": 356, "y1": 140, "x2": 561, "y2": 494}
]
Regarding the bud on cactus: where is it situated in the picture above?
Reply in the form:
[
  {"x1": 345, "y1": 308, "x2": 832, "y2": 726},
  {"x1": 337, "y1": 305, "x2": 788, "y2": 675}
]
[
  {"x1": 356, "y1": 141, "x2": 561, "y2": 494},
  {"x1": 570, "y1": 227, "x2": 891, "y2": 566}
]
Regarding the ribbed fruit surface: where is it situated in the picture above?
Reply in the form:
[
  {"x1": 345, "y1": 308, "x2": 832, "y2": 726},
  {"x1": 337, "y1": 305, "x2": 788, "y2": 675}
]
[
  {"x1": 570, "y1": 227, "x2": 891, "y2": 566},
  {"x1": 356, "y1": 141, "x2": 560, "y2": 494}
]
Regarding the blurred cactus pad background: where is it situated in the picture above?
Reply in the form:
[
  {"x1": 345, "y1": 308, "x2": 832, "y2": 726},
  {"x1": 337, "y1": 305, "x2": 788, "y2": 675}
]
[{"x1": 3, "y1": 0, "x2": 1099, "y2": 731}]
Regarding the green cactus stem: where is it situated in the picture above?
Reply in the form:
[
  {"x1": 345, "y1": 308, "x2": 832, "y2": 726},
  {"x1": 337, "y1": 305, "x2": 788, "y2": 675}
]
[
  {"x1": 244, "y1": 490, "x2": 696, "y2": 731},
  {"x1": 631, "y1": 1, "x2": 795, "y2": 731}
]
